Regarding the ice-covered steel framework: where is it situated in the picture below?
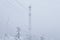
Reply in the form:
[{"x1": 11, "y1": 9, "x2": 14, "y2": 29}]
[{"x1": 15, "y1": 27, "x2": 21, "y2": 40}]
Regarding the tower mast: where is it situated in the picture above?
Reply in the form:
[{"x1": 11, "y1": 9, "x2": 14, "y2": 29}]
[{"x1": 29, "y1": 5, "x2": 31, "y2": 40}]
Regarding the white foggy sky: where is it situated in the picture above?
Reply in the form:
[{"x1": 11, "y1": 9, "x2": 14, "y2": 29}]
[{"x1": 0, "y1": 0, "x2": 60, "y2": 40}]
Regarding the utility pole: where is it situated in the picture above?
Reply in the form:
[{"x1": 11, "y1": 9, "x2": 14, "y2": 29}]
[{"x1": 29, "y1": 5, "x2": 32, "y2": 40}]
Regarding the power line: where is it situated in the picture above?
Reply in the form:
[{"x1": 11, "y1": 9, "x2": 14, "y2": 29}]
[{"x1": 14, "y1": 0, "x2": 28, "y2": 10}]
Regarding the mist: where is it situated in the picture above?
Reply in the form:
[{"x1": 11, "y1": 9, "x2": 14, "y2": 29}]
[{"x1": 0, "y1": 0, "x2": 60, "y2": 40}]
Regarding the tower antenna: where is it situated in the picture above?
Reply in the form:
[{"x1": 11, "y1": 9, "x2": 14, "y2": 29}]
[{"x1": 29, "y1": 5, "x2": 31, "y2": 40}]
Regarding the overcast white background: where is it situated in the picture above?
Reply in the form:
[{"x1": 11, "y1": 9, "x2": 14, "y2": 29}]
[{"x1": 0, "y1": 0, "x2": 60, "y2": 40}]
